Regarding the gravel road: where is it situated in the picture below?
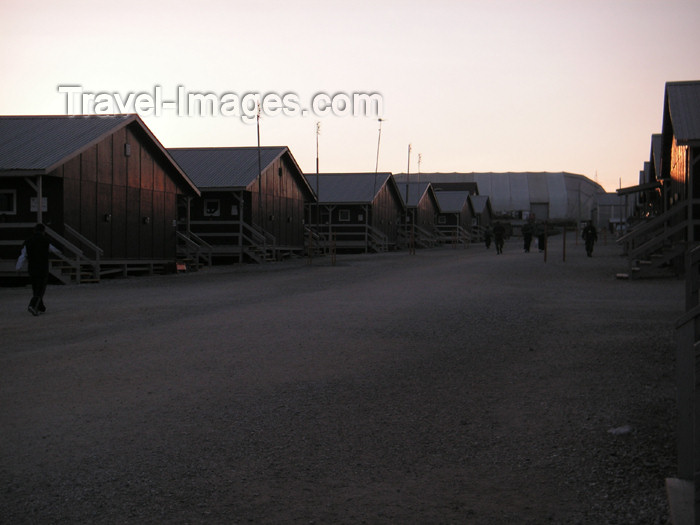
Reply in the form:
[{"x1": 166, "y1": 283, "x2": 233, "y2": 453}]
[{"x1": 0, "y1": 237, "x2": 683, "y2": 524}]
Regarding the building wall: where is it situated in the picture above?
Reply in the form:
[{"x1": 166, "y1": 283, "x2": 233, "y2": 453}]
[
  {"x1": 437, "y1": 212, "x2": 460, "y2": 227},
  {"x1": 669, "y1": 135, "x2": 689, "y2": 202},
  {"x1": 249, "y1": 154, "x2": 308, "y2": 247},
  {"x1": 188, "y1": 190, "x2": 243, "y2": 249},
  {"x1": 438, "y1": 203, "x2": 472, "y2": 229},
  {"x1": 59, "y1": 125, "x2": 182, "y2": 259},
  {"x1": 370, "y1": 181, "x2": 402, "y2": 243},
  {"x1": 0, "y1": 176, "x2": 64, "y2": 259},
  {"x1": 415, "y1": 194, "x2": 439, "y2": 227}
]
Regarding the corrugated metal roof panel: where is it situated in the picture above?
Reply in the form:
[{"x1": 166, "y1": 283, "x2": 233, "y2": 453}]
[
  {"x1": 0, "y1": 115, "x2": 134, "y2": 172},
  {"x1": 435, "y1": 191, "x2": 469, "y2": 213},
  {"x1": 304, "y1": 173, "x2": 391, "y2": 203},
  {"x1": 169, "y1": 147, "x2": 287, "y2": 189},
  {"x1": 396, "y1": 182, "x2": 430, "y2": 207},
  {"x1": 666, "y1": 81, "x2": 700, "y2": 144},
  {"x1": 642, "y1": 161, "x2": 652, "y2": 184},
  {"x1": 468, "y1": 194, "x2": 489, "y2": 214},
  {"x1": 651, "y1": 134, "x2": 663, "y2": 180}
]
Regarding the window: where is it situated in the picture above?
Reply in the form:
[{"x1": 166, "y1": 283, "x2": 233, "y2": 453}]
[
  {"x1": 204, "y1": 199, "x2": 220, "y2": 217},
  {"x1": 339, "y1": 209, "x2": 350, "y2": 222},
  {"x1": 438, "y1": 215, "x2": 446, "y2": 224},
  {"x1": 0, "y1": 190, "x2": 16, "y2": 214}
]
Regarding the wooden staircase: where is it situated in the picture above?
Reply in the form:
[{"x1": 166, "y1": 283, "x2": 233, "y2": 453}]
[
  {"x1": 436, "y1": 225, "x2": 471, "y2": 246},
  {"x1": 399, "y1": 225, "x2": 440, "y2": 249},
  {"x1": 176, "y1": 231, "x2": 213, "y2": 270},
  {"x1": 616, "y1": 202, "x2": 696, "y2": 279}
]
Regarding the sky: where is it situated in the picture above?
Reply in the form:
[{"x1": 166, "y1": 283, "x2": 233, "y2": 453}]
[{"x1": 1, "y1": 0, "x2": 699, "y2": 193}]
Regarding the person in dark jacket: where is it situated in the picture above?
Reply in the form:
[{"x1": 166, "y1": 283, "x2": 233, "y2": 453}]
[
  {"x1": 492, "y1": 222, "x2": 506, "y2": 254},
  {"x1": 582, "y1": 221, "x2": 598, "y2": 257},
  {"x1": 521, "y1": 220, "x2": 534, "y2": 253},
  {"x1": 16, "y1": 224, "x2": 62, "y2": 316}
]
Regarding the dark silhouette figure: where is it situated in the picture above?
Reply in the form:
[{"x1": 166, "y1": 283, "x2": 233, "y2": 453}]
[
  {"x1": 521, "y1": 221, "x2": 534, "y2": 252},
  {"x1": 582, "y1": 222, "x2": 598, "y2": 257},
  {"x1": 484, "y1": 227, "x2": 492, "y2": 249},
  {"x1": 535, "y1": 222, "x2": 546, "y2": 252},
  {"x1": 493, "y1": 222, "x2": 505, "y2": 254},
  {"x1": 16, "y1": 224, "x2": 61, "y2": 316}
]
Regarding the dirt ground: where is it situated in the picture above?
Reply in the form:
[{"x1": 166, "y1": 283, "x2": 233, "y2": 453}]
[{"x1": 0, "y1": 236, "x2": 684, "y2": 524}]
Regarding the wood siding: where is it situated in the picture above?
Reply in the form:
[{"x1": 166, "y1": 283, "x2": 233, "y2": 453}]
[
  {"x1": 58, "y1": 125, "x2": 184, "y2": 259},
  {"x1": 248, "y1": 154, "x2": 308, "y2": 247},
  {"x1": 670, "y1": 136, "x2": 690, "y2": 201},
  {"x1": 415, "y1": 193, "x2": 438, "y2": 228},
  {"x1": 370, "y1": 181, "x2": 402, "y2": 243}
]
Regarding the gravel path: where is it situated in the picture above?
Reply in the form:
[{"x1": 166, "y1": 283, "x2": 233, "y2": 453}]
[{"x1": 0, "y1": 238, "x2": 683, "y2": 524}]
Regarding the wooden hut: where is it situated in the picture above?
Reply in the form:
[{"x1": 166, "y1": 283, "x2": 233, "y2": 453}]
[
  {"x1": 304, "y1": 172, "x2": 405, "y2": 253},
  {"x1": 395, "y1": 181, "x2": 440, "y2": 248},
  {"x1": 169, "y1": 147, "x2": 315, "y2": 263},
  {"x1": 0, "y1": 114, "x2": 200, "y2": 283},
  {"x1": 617, "y1": 134, "x2": 664, "y2": 222},
  {"x1": 618, "y1": 81, "x2": 700, "y2": 276},
  {"x1": 434, "y1": 191, "x2": 474, "y2": 245},
  {"x1": 468, "y1": 194, "x2": 494, "y2": 240},
  {"x1": 659, "y1": 79, "x2": 700, "y2": 525}
]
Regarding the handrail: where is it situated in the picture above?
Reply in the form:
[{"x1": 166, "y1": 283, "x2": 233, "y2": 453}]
[
  {"x1": 176, "y1": 231, "x2": 213, "y2": 267},
  {"x1": 627, "y1": 220, "x2": 692, "y2": 260},
  {"x1": 63, "y1": 223, "x2": 104, "y2": 257},
  {"x1": 41, "y1": 225, "x2": 86, "y2": 259},
  {"x1": 617, "y1": 201, "x2": 688, "y2": 245},
  {"x1": 366, "y1": 225, "x2": 388, "y2": 251},
  {"x1": 250, "y1": 223, "x2": 276, "y2": 246},
  {"x1": 188, "y1": 231, "x2": 213, "y2": 250},
  {"x1": 43, "y1": 225, "x2": 98, "y2": 284}
]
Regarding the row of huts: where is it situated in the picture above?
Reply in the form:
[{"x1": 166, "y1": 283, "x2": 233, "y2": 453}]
[
  {"x1": 0, "y1": 114, "x2": 494, "y2": 282},
  {"x1": 612, "y1": 80, "x2": 700, "y2": 523}
]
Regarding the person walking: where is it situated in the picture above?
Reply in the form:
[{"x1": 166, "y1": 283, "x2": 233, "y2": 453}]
[
  {"x1": 16, "y1": 224, "x2": 62, "y2": 316},
  {"x1": 535, "y1": 222, "x2": 546, "y2": 253},
  {"x1": 521, "y1": 220, "x2": 534, "y2": 253},
  {"x1": 493, "y1": 222, "x2": 506, "y2": 254},
  {"x1": 582, "y1": 221, "x2": 598, "y2": 257}
]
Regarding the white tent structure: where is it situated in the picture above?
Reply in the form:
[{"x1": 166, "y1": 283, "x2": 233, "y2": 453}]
[{"x1": 395, "y1": 172, "x2": 606, "y2": 222}]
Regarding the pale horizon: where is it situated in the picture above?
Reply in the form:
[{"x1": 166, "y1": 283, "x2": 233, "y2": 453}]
[{"x1": 1, "y1": 0, "x2": 699, "y2": 193}]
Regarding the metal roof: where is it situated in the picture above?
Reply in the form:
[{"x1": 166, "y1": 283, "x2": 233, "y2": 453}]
[
  {"x1": 665, "y1": 81, "x2": 700, "y2": 145},
  {"x1": 642, "y1": 161, "x2": 652, "y2": 185},
  {"x1": 0, "y1": 114, "x2": 199, "y2": 195},
  {"x1": 650, "y1": 134, "x2": 663, "y2": 180},
  {"x1": 395, "y1": 181, "x2": 431, "y2": 207},
  {"x1": 169, "y1": 147, "x2": 288, "y2": 189},
  {"x1": 0, "y1": 114, "x2": 135, "y2": 173},
  {"x1": 304, "y1": 173, "x2": 393, "y2": 204},
  {"x1": 469, "y1": 194, "x2": 491, "y2": 215},
  {"x1": 435, "y1": 191, "x2": 471, "y2": 214}
]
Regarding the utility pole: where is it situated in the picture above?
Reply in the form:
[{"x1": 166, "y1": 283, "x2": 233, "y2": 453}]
[
  {"x1": 374, "y1": 118, "x2": 384, "y2": 173},
  {"x1": 315, "y1": 121, "x2": 320, "y2": 231},
  {"x1": 407, "y1": 144, "x2": 415, "y2": 255},
  {"x1": 405, "y1": 143, "x2": 411, "y2": 205},
  {"x1": 256, "y1": 101, "x2": 263, "y2": 227},
  {"x1": 373, "y1": 118, "x2": 384, "y2": 202}
]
